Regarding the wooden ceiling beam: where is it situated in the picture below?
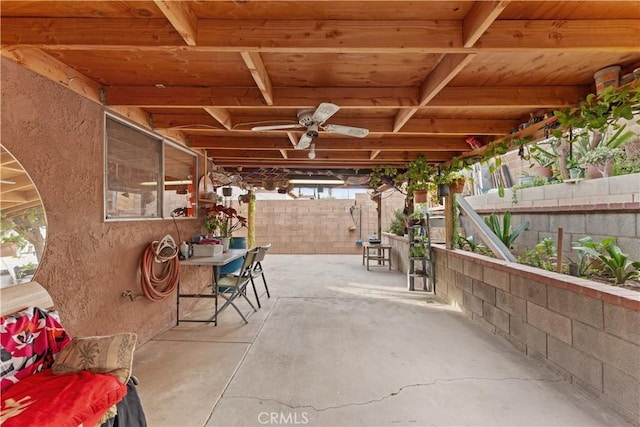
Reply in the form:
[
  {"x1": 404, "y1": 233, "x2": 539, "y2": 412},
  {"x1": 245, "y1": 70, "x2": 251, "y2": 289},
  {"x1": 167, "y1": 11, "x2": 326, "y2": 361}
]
[
  {"x1": 152, "y1": 0, "x2": 198, "y2": 46},
  {"x1": 155, "y1": 114, "x2": 517, "y2": 135},
  {"x1": 104, "y1": 86, "x2": 417, "y2": 108},
  {"x1": 393, "y1": 53, "x2": 476, "y2": 132},
  {"x1": 3, "y1": 18, "x2": 639, "y2": 52},
  {"x1": 477, "y1": 20, "x2": 640, "y2": 51},
  {"x1": 188, "y1": 136, "x2": 470, "y2": 151},
  {"x1": 240, "y1": 51, "x2": 274, "y2": 105},
  {"x1": 463, "y1": 1, "x2": 510, "y2": 48},
  {"x1": 203, "y1": 107, "x2": 232, "y2": 130},
  {"x1": 104, "y1": 85, "x2": 585, "y2": 109}
]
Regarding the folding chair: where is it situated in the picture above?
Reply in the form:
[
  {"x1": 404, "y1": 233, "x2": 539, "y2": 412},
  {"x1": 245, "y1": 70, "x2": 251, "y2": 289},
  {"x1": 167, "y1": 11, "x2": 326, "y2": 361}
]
[
  {"x1": 215, "y1": 248, "x2": 259, "y2": 324},
  {"x1": 250, "y1": 243, "x2": 271, "y2": 308}
]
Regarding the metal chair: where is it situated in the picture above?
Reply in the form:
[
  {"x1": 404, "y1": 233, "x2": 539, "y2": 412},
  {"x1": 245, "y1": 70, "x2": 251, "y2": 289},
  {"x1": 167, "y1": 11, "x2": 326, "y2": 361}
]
[
  {"x1": 250, "y1": 243, "x2": 271, "y2": 308},
  {"x1": 215, "y1": 248, "x2": 259, "y2": 323}
]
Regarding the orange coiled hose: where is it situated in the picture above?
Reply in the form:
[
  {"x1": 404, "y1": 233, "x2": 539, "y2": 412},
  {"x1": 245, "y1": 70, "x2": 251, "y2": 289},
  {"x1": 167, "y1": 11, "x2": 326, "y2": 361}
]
[{"x1": 140, "y1": 241, "x2": 180, "y2": 301}]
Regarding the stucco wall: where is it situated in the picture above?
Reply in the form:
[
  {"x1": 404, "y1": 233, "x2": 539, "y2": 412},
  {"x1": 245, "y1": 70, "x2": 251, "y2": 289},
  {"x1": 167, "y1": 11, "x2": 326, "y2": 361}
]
[
  {"x1": 1, "y1": 58, "x2": 407, "y2": 344},
  {"x1": 1, "y1": 58, "x2": 208, "y2": 344}
]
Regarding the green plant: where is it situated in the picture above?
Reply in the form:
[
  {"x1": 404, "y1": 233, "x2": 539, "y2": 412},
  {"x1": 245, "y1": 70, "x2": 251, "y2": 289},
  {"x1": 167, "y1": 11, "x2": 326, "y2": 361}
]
[
  {"x1": 404, "y1": 155, "x2": 436, "y2": 194},
  {"x1": 0, "y1": 206, "x2": 47, "y2": 262},
  {"x1": 369, "y1": 165, "x2": 403, "y2": 191},
  {"x1": 510, "y1": 175, "x2": 548, "y2": 204},
  {"x1": 518, "y1": 237, "x2": 557, "y2": 272},
  {"x1": 410, "y1": 245, "x2": 426, "y2": 258},
  {"x1": 387, "y1": 209, "x2": 407, "y2": 236},
  {"x1": 580, "y1": 145, "x2": 624, "y2": 177},
  {"x1": 553, "y1": 86, "x2": 640, "y2": 177},
  {"x1": 571, "y1": 236, "x2": 600, "y2": 276},
  {"x1": 573, "y1": 237, "x2": 640, "y2": 285},
  {"x1": 483, "y1": 211, "x2": 529, "y2": 248},
  {"x1": 457, "y1": 235, "x2": 485, "y2": 253}
]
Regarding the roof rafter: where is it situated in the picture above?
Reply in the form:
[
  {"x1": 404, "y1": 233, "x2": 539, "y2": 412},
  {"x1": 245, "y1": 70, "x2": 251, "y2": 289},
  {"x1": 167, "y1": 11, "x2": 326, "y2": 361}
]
[{"x1": 152, "y1": 0, "x2": 198, "y2": 46}]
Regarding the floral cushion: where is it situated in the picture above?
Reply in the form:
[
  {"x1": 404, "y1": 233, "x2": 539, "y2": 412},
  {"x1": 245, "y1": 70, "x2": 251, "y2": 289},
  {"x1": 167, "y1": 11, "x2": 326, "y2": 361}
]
[{"x1": 0, "y1": 307, "x2": 71, "y2": 392}]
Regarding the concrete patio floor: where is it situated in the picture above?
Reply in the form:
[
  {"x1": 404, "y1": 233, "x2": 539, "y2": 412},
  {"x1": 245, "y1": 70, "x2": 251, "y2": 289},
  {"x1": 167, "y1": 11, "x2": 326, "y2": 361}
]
[{"x1": 132, "y1": 254, "x2": 631, "y2": 427}]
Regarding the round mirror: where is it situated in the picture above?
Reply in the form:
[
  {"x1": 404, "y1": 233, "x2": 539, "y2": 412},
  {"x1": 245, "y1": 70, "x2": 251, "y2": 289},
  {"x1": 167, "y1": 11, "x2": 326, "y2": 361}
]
[{"x1": 0, "y1": 146, "x2": 47, "y2": 287}]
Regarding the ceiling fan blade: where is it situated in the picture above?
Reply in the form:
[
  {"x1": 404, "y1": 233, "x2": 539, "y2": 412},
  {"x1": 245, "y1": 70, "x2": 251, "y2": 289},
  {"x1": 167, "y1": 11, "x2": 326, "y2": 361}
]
[
  {"x1": 311, "y1": 103, "x2": 340, "y2": 125},
  {"x1": 251, "y1": 124, "x2": 303, "y2": 131},
  {"x1": 323, "y1": 124, "x2": 369, "y2": 138},
  {"x1": 296, "y1": 133, "x2": 313, "y2": 150}
]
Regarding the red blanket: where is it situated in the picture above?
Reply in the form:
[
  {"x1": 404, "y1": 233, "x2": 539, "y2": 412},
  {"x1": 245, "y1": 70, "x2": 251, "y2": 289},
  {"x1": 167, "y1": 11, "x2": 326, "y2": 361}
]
[{"x1": 1, "y1": 369, "x2": 126, "y2": 427}]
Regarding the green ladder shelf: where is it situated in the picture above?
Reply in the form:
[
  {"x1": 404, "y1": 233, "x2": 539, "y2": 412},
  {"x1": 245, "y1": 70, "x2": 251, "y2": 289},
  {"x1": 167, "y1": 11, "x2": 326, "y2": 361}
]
[{"x1": 407, "y1": 219, "x2": 435, "y2": 293}]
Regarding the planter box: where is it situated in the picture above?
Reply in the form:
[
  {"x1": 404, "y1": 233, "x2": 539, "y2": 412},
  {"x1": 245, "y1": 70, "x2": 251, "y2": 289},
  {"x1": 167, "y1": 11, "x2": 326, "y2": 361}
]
[{"x1": 192, "y1": 244, "x2": 223, "y2": 257}]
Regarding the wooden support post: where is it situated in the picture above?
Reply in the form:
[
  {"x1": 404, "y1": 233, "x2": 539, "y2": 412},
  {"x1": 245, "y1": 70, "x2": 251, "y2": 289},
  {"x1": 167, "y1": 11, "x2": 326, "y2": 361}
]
[
  {"x1": 247, "y1": 190, "x2": 255, "y2": 249},
  {"x1": 444, "y1": 192, "x2": 455, "y2": 249},
  {"x1": 556, "y1": 227, "x2": 564, "y2": 273},
  {"x1": 376, "y1": 193, "x2": 382, "y2": 241}
]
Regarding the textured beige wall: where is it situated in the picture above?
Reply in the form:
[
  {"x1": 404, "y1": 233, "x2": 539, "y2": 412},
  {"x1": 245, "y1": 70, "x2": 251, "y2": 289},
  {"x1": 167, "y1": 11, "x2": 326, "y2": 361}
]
[
  {"x1": 1, "y1": 58, "x2": 406, "y2": 344},
  {"x1": 1, "y1": 58, "x2": 208, "y2": 344}
]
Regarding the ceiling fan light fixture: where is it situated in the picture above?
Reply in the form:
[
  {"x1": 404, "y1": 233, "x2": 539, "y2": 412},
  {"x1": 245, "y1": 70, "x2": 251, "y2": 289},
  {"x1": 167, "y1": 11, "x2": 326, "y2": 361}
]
[{"x1": 308, "y1": 144, "x2": 316, "y2": 159}]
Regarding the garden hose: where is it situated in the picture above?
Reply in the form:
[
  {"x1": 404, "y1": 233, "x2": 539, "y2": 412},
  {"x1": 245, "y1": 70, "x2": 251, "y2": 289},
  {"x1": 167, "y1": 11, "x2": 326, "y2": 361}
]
[{"x1": 140, "y1": 235, "x2": 180, "y2": 301}]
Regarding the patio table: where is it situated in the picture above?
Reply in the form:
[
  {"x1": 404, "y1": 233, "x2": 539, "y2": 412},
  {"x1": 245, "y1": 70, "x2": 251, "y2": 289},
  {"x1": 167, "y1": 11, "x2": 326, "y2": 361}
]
[{"x1": 177, "y1": 248, "x2": 247, "y2": 326}]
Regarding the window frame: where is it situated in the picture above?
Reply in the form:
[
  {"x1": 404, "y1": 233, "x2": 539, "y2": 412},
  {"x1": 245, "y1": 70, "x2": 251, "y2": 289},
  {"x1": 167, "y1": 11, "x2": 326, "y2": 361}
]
[{"x1": 104, "y1": 114, "x2": 200, "y2": 221}]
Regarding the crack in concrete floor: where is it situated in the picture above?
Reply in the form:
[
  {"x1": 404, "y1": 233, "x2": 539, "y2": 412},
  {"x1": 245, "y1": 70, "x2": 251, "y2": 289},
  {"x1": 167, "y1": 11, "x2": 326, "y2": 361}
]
[{"x1": 224, "y1": 376, "x2": 564, "y2": 413}]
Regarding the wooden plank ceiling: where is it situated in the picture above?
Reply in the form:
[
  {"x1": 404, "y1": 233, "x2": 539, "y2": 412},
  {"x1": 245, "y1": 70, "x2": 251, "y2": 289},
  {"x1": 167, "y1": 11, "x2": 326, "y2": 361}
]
[{"x1": 2, "y1": 1, "x2": 640, "y2": 187}]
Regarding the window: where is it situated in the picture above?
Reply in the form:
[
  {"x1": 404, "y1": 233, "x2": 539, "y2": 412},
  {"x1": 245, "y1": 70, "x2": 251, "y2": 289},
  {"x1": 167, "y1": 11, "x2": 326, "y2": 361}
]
[{"x1": 105, "y1": 116, "x2": 198, "y2": 220}]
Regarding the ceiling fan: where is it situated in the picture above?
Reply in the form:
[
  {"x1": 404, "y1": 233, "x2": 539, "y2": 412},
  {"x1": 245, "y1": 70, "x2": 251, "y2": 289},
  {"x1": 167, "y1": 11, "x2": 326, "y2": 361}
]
[{"x1": 251, "y1": 103, "x2": 369, "y2": 150}]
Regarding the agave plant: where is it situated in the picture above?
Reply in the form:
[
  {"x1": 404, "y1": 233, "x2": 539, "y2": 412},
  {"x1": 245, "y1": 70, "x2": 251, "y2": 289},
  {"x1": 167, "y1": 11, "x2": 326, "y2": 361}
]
[
  {"x1": 573, "y1": 237, "x2": 640, "y2": 285},
  {"x1": 483, "y1": 211, "x2": 529, "y2": 249}
]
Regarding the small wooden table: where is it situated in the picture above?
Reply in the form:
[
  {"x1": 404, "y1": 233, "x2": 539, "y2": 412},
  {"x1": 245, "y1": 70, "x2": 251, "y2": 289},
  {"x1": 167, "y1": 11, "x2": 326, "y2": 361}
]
[{"x1": 362, "y1": 242, "x2": 392, "y2": 271}]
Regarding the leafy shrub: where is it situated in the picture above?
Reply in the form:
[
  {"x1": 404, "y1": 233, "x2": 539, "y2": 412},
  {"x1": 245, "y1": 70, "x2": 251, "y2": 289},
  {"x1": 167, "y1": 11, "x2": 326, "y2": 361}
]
[
  {"x1": 387, "y1": 209, "x2": 407, "y2": 236},
  {"x1": 573, "y1": 237, "x2": 640, "y2": 285},
  {"x1": 519, "y1": 238, "x2": 556, "y2": 271}
]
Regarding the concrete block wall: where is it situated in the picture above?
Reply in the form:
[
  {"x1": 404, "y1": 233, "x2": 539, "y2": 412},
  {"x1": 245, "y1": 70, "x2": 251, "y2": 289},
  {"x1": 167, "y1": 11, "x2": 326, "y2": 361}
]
[
  {"x1": 251, "y1": 192, "x2": 404, "y2": 254},
  {"x1": 433, "y1": 247, "x2": 640, "y2": 423},
  {"x1": 464, "y1": 173, "x2": 640, "y2": 259}
]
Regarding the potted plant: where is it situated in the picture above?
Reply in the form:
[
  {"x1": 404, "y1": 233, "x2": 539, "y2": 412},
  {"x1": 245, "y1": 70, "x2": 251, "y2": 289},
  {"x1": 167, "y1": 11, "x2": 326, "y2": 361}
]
[
  {"x1": 368, "y1": 164, "x2": 404, "y2": 192},
  {"x1": 405, "y1": 156, "x2": 436, "y2": 203},
  {"x1": 566, "y1": 158, "x2": 585, "y2": 180},
  {"x1": 554, "y1": 85, "x2": 640, "y2": 178},
  {"x1": 203, "y1": 203, "x2": 247, "y2": 251},
  {"x1": 409, "y1": 210, "x2": 425, "y2": 226}
]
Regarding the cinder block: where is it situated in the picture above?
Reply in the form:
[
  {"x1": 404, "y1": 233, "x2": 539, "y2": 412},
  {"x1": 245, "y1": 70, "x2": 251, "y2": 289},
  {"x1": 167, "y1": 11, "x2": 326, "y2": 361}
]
[
  {"x1": 472, "y1": 280, "x2": 496, "y2": 305},
  {"x1": 573, "y1": 321, "x2": 640, "y2": 380},
  {"x1": 527, "y1": 302, "x2": 572, "y2": 344},
  {"x1": 463, "y1": 259, "x2": 483, "y2": 280},
  {"x1": 573, "y1": 178, "x2": 609, "y2": 198},
  {"x1": 602, "y1": 364, "x2": 640, "y2": 423},
  {"x1": 448, "y1": 281, "x2": 463, "y2": 307},
  {"x1": 510, "y1": 316, "x2": 547, "y2": 355},
  {"x1": 549, "y1": 214, "x2": 586, "y2": 234},
  {"x1": 510, "y1": 275, "x2": 547, "y2": 307},
  {"x1": 496, "y1": 289, "x2": 526, "y2": 319},
  {"x1": 463, "y1": 291, "x2": 484, "y2": 315},
  {"x1": 587, "y1": 213, "x2": 637, "y2": 238},
  {"x1": 547, "y1": 286, "x2": 603, "y2": 329},
  {"x1": 456, "y1": 272, "x2": 473, "y2": 294},
  {"x1": 604, "y1": 303, "x2": 640, "y2": 346},
  {"x1": 496, "y1": 329, "x2": 526, "y2": 353},
  {"x1": 472, "y1": 312, "x2": 496, "y2": 334},
  {"x1": 483, "y1": 267, "x2": 509, "y2": 291},
  {"x1": 448, "y1": 255, "x2": 464, "y2": 273},
  {"x1": 547, "y1": 336, "x2": 603, "y2": 391},
  {"x1": 483, "y1": 302, "x2": 509, "y2": 333}
]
